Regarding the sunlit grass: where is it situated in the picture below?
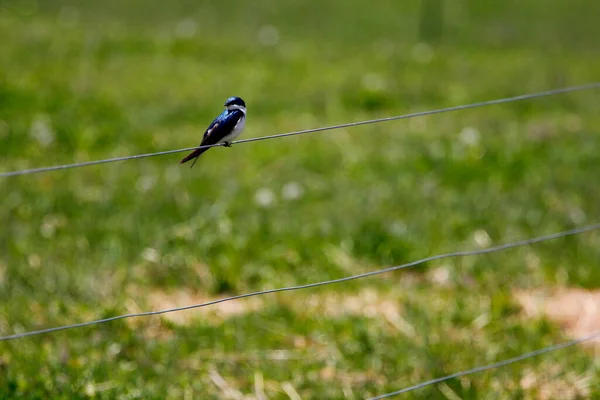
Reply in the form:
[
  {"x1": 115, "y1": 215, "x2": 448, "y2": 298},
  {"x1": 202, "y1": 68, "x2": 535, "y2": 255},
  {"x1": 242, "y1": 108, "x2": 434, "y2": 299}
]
[{"x1": 1, "y1": 1, "x2": 600, "y2": 398}]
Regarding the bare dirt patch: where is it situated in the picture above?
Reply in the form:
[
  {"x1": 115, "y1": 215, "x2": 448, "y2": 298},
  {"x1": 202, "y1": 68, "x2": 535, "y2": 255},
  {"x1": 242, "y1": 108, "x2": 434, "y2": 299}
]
[
  {"x1": 515, "y1": 287, "x2": 600, "y2": 350},
  {"x1": 128, "y1": 287, "x2": 264, "y2": 325},
  {"x1": 125, "y1": 285, "x2": 411, "y2": 333}
]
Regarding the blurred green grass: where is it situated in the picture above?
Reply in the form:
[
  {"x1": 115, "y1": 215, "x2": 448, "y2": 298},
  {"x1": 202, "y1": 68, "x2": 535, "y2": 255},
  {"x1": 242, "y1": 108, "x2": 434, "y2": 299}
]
[{"x1": 1, "y1": 0, "x2": 600, "y2": 398}]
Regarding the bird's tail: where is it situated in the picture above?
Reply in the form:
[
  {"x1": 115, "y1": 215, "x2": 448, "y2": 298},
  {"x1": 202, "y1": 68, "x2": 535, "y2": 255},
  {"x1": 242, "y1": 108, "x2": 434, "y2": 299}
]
[{"x1": 180, "y1": 147, "x2": 208, "y2": 168}]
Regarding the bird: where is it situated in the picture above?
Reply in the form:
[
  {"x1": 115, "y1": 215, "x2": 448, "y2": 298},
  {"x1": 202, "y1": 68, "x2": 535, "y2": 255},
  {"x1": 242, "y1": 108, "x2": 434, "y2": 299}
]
[{"x1": 180, "y1": 96, "x2": 247, "y2": 167}]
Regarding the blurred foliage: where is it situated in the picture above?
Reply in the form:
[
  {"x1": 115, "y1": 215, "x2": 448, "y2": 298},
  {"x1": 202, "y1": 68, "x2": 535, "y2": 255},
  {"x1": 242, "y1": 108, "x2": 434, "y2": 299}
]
[{"x1": 1, "y1": 0, "x2": 600, "y2": 398}]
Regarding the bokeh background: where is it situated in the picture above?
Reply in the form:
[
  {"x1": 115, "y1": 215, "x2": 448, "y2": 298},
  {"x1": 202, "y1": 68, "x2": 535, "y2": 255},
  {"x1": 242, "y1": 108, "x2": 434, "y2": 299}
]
[{"x1": 1, "y1": 0, "x2": 600, "y2": 398}]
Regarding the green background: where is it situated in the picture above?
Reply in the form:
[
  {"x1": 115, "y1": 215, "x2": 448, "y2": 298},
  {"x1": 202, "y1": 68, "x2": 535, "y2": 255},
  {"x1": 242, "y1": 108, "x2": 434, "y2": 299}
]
[{"x1": 1, "y1": 0, "x2": 600, "y2": 398}]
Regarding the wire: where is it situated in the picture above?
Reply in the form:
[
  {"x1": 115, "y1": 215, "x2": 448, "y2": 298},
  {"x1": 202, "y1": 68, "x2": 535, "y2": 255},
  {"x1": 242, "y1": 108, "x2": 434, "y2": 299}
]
[
  {"x1": 1, "y1": 82, "x2": 599, "y2": 178},
  {"x1": 0, "y1": 223, "x2": 598, "y2": 341},
  {"x1": 368, "y1": 330, "x2": 600, "y2": 399}
]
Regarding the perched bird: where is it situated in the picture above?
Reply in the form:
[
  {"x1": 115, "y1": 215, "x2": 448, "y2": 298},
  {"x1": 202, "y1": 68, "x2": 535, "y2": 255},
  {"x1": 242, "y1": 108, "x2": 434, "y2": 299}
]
[{"x1": 180, "y1": 96, "x2": 247, "y2": 167}]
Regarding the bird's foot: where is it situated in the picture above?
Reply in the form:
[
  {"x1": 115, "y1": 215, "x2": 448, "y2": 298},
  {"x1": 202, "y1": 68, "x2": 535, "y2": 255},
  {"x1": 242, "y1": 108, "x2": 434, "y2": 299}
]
[{"x1": 223, "y1": 141, "x2": 232, "y2": 147}]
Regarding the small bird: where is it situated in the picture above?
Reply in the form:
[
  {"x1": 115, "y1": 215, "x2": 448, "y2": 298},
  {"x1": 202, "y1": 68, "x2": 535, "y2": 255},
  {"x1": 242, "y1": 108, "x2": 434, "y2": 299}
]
[{"x1": 180, "y1": 96, "x2": 247, "y2": 167}]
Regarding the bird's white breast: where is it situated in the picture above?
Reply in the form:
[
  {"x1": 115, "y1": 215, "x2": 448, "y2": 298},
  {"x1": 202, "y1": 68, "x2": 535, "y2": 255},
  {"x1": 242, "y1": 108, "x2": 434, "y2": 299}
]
[{"x1": 220, "y1": 114, "x2": 246, "y2": 143}]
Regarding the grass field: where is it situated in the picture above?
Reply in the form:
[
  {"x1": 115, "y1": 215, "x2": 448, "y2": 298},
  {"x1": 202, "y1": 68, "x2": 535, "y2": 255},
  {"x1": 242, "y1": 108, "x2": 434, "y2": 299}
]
[{"x1": 1, "y1": 0, "x2": 600, "y2": 398}]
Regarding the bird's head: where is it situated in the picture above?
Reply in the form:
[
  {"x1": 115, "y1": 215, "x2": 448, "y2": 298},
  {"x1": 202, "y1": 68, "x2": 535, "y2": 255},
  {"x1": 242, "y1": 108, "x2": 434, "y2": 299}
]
[{"x1": 225, "y1": 96, "x2": 246, "y2": 113}]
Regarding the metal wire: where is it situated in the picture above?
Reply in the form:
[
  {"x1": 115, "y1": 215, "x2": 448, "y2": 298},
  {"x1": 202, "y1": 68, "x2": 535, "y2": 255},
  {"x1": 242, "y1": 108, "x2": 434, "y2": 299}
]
[
  {"x1": 1, "y1": 223, "x2": 598, "y2": 341},
  {"x1": 368, "y1": 330, "x2": 600, "y2": 399},
  {"x1": 1, "y1": 82, "x2": 599, "y2": 178}
]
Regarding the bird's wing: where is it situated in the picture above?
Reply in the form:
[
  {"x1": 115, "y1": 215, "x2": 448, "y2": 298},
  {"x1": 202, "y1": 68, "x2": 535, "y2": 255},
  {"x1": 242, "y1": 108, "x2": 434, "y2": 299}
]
[
  {"x1": 200, "y1": 115, "x2": 222, "y2": 144},
  {"x1": 179, "y1": 116, "x2": 222, "y2": 165},
  {"x1": 199, "y1": 110, "x2": 244, "y2": 146}
]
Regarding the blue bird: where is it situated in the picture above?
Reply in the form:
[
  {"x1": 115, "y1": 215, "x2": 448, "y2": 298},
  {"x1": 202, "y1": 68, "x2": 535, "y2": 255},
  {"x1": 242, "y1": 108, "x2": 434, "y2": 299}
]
[{"x1": 180, "y1": 96, "x2": 247, "y2": 167}]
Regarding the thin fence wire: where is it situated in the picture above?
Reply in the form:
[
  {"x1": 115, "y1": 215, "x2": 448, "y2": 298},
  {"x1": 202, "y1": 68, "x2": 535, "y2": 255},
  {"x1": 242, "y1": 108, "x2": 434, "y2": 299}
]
[
  {"x1": 368, "y1": 330, "x2": 600, "y2": 399},
  {"x1": 3, "y1": 84, "x2": 600, "y2": 399},
  {"x1": 1, "y1": 223, "x2": 598, "y2": 341},
  {"x1": 1, "y1": 82, "x2": 599, "y2": 178}
]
